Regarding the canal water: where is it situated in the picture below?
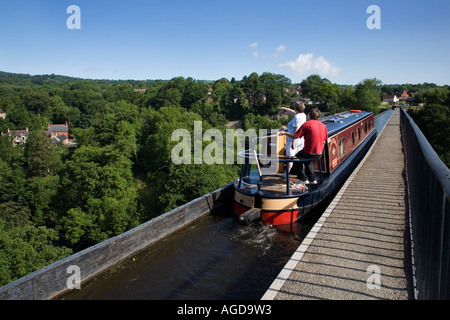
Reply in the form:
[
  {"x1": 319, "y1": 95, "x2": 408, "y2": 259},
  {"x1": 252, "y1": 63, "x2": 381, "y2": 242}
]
[
  {"x1": 61, "y1": 109, "x2": 394, "y2": 300},
  {"x1": 61, "y1": 204, "x2": 319, "y2": 300}
]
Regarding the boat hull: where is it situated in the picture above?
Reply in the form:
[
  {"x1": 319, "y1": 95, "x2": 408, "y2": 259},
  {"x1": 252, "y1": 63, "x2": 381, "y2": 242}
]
[{"x1": 234, "y1": 198, "x2": 304, "y2": 225}]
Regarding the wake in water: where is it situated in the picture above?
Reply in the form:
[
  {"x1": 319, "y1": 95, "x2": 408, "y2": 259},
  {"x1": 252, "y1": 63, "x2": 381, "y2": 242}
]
[{"x1": 230, "y1": 223, "x2": 278, "y2": 255}]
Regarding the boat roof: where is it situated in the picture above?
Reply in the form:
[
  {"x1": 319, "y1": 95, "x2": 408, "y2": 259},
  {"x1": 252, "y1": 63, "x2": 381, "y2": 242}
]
[{"x1": 321, "y1": 110, "x2": 373, "y2": 136}]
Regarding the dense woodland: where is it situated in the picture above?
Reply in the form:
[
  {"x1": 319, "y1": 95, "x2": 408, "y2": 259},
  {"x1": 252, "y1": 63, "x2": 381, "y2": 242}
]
[{"x1": 0, "y1": 70, "x2": 448, "y2": 286}]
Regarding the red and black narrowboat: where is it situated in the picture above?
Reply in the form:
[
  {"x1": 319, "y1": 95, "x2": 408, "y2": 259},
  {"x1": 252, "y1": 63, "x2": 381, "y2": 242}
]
[{"x1": 234, "y1": 110, "x2": 376, "y2": 226}]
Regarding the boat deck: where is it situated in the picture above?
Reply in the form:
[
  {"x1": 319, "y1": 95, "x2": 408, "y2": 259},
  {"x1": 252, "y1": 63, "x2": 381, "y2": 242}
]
[
  {"x1": 262, "y1": 109, "x2": 414, "y2": 300},
  {"x1": 243, "y1": 173, "x2": 317, "y2": 196}
]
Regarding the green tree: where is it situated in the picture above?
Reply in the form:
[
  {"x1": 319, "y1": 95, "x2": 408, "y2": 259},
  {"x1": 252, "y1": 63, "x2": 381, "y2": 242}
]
[
  {"x1": 224, "y1": 85, "x2": 248, "y2": 120},
  {"x1": 27, "y1": 175, "x2": 60, "y2": 226},
  {"x1": 59, "y1": 207, "x2": 93, "y2": 246},
  {"x1": 0, "y1": 202, "x2": 31, "y2": 228},
  {"x1": 181, "y1": 77, "x2": 208, "y2": 109},
  {"x1": 0, "y1": 218, "x2": 72, "y2": 287},
  {"x1": 4, "y1": 103, "x2": 32, "y2": 130},
  {"x1": 317, "y1": 82, "x2": 340, "y2": 111},
  {"x1": 157, "y1": 163, "x2": 237, "y2": 213},
  {"x1": 90, "y1": 100, "x2": 139, "y2": 147},
  {"x1": 354, "y1": 78, "x2": 382, "y2": 113},
  {"x1": 211, "y1": 78, "x2": 233, "y2": 109},
  {"x1": 411, "y1": 104, "x2": 450, "y2": 166},
  {"x1": 114, "y1": 120, "x2": 139, "y2": 162},
  {"x1": 24, "y1": 131, "x2": 59, "y2": 177},
  {"x1": 338, "y1": 86, "x2": 357, "y2": 109},
  {"x1": 241, "y1": 72, "x2": 265, "y2": 112},
  {"x1": 244, "y1": 113, "x2": 282, "y2": 131},
  {"x1": 300, "y1": 75, "x2": 325, "y2": 100},
  {"x1": 0, "y1": 157, "x2": 27, "y2": 204},
  {"x1": 47, "y1": 96, "x2": 80, "y2": 126},
  {"x1": 416, "y1": 87, "x2": 448, "y2": 105},
  {"x1": 23, "y1": 89, "x2": 51, "y2": 114},
  {"x1": 60, "y1": 146, "x2": 139, "y2": 246}
]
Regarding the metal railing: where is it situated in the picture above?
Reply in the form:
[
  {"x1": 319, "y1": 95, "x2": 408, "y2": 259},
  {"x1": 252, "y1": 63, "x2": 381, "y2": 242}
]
[{"x1": 400, "y1": 108, "x2": 450, "y2": 300}]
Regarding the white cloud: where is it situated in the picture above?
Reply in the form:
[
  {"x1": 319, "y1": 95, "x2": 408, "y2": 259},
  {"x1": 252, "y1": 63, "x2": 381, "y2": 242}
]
[
  {"x1": 253, "y1": 50, "x2": 266, "y2": 59},
  {"x1": 273, "y1": 44, "x2": 286, "y2": 57},
  {"x1": 279, "y1": 53, "x2": 341, "y2": 77},
  {"x1": 249, "y1": 42, "x2": 259, "y2": 48}
]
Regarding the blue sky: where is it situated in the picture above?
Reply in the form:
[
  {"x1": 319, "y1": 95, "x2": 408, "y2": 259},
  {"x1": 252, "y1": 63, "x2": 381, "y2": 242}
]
[{"x1": 1, "y1": 0, "x2": 449, "y2": 85}]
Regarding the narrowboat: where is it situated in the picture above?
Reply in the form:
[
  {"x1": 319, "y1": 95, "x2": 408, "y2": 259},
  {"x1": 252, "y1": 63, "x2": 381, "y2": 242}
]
[{"x1": 234, "y1": 110, "x2": 376, "y2": 226}]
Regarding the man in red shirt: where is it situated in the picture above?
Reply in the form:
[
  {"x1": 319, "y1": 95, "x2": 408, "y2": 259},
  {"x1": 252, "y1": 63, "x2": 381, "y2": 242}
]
[{"x1": 280, "y1": 108, "x2": 328, "y2": 184}]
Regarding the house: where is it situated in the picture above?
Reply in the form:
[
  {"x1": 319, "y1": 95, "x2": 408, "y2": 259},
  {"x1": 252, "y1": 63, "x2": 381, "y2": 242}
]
[
  {"x1": 1, "y1": 128, "x2": 29, "y2": 146},
  {"x1": 0, "y1": 109, "x2": 5, "y2": 119},
  {"x1": 399, "y1": 91, "x2": 410, "y2": 102},
  {"x1": 133, "y1": 89, "x2": 146, "y2": 94},
  {"x1": 46, "y1": 122, "x2": 69, "y2": 139},
  {"x1": 1, "y1": 122, "x2": 74, "y2": 147},
  {"x1": 45, "y1": 122, "x2": 70, "y2": 144},
  {"x1": 383, "y1": 95, "x2": 399, "y2": 103}
]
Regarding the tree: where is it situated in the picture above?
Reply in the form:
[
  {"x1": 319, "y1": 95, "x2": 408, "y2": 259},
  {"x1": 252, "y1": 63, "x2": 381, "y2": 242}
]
[
  {"x1": 114, "y1": 120, "x2": 139, "y2": 162},
  {"x1": 155, "y1": 87, "x2": 182, "y2": 108},
  {"x1": 90, "y1": 100, "x2": 139, "y2": 147},
  {"x1": 24, "y1": 131, "x2": 59, "y2": 177},
  {"x1": 4, "y1": 103, "x2": 32, "y2": 130},
  {"x1": 416, "y1": 88, "x2": 448, "y2": 105},
  {"x1": 23, "y1": 89, "x2": 51, "y2": 115},
  {"x1": 153, "y1": 77, "x2": 207, "y2": 109},
  {"x1": 59, "y1": 207, "x2": 93, "y2": 246},
  {"x1": 317, "y1": 82, "x2": 340, "y2": 111},
  {"x1": 47, "y1": 96, "x2": 80, "y2": 126},
  {"x1": 0, "y1": 153, "x2": 27, "y2": 205},
  {"x1": 354, "y1": 78, "x2": 382, "y2": 113},
  {"x1": 27, "y1": 175, "x2": 60, "y2": 226},
  {"x1": 156, "y1": 163, "x2": 237, "y2": 213},
  {"x1": 241, "y1": 72, "x2": 265, "y2": 112},
  {"x1": 260, "y1": 72, "x2": 292, "y2": 110},
  {"x1": 338, "y1": 86, "x2": 357, "y2": 110},
  {"x1": 60, "y1": 146, "x2": 139, "y2": 246},
  {"x1": 244, "y1": 113, "x2": 282, "y2": 131},
  {"x1": 0, "y1": 218, "x2": 72, "y2": 287},
  {"x1": 0, "y1": 202, "x2": 31, "y2": 228},
  {"x1": 411, "y1": 103, "x2": 450, "y2": 166},
  {"x1": 211, "y1": 78, "x2": 232, "y2": 109},
  {"x1": 224, "y1": 85, "x2": 248, "y2": 120},
  {"x1": 181, "y1": 77, "x2": 208, "y2": 109},
  {"x1": 300, "y1": 75, "x2": 325, "y2": 100}
]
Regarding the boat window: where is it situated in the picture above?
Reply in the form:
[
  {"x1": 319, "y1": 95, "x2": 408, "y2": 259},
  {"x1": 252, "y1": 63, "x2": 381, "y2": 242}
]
[
  {"x1": 351, "y1": 132, "x2": 355, "y2": 146},
  {"x1": 364, "y1": 122, "x2": 368, "y2": 134},
  {"x1": 339, "y1": 138, "x2": 346, "y2": 157},
  {"x1": 368, "y1": 121, "x2": 371, "y2": 130},
  {"x1": 357, "y1": 128, "x2": 361, "y2": 141}
]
